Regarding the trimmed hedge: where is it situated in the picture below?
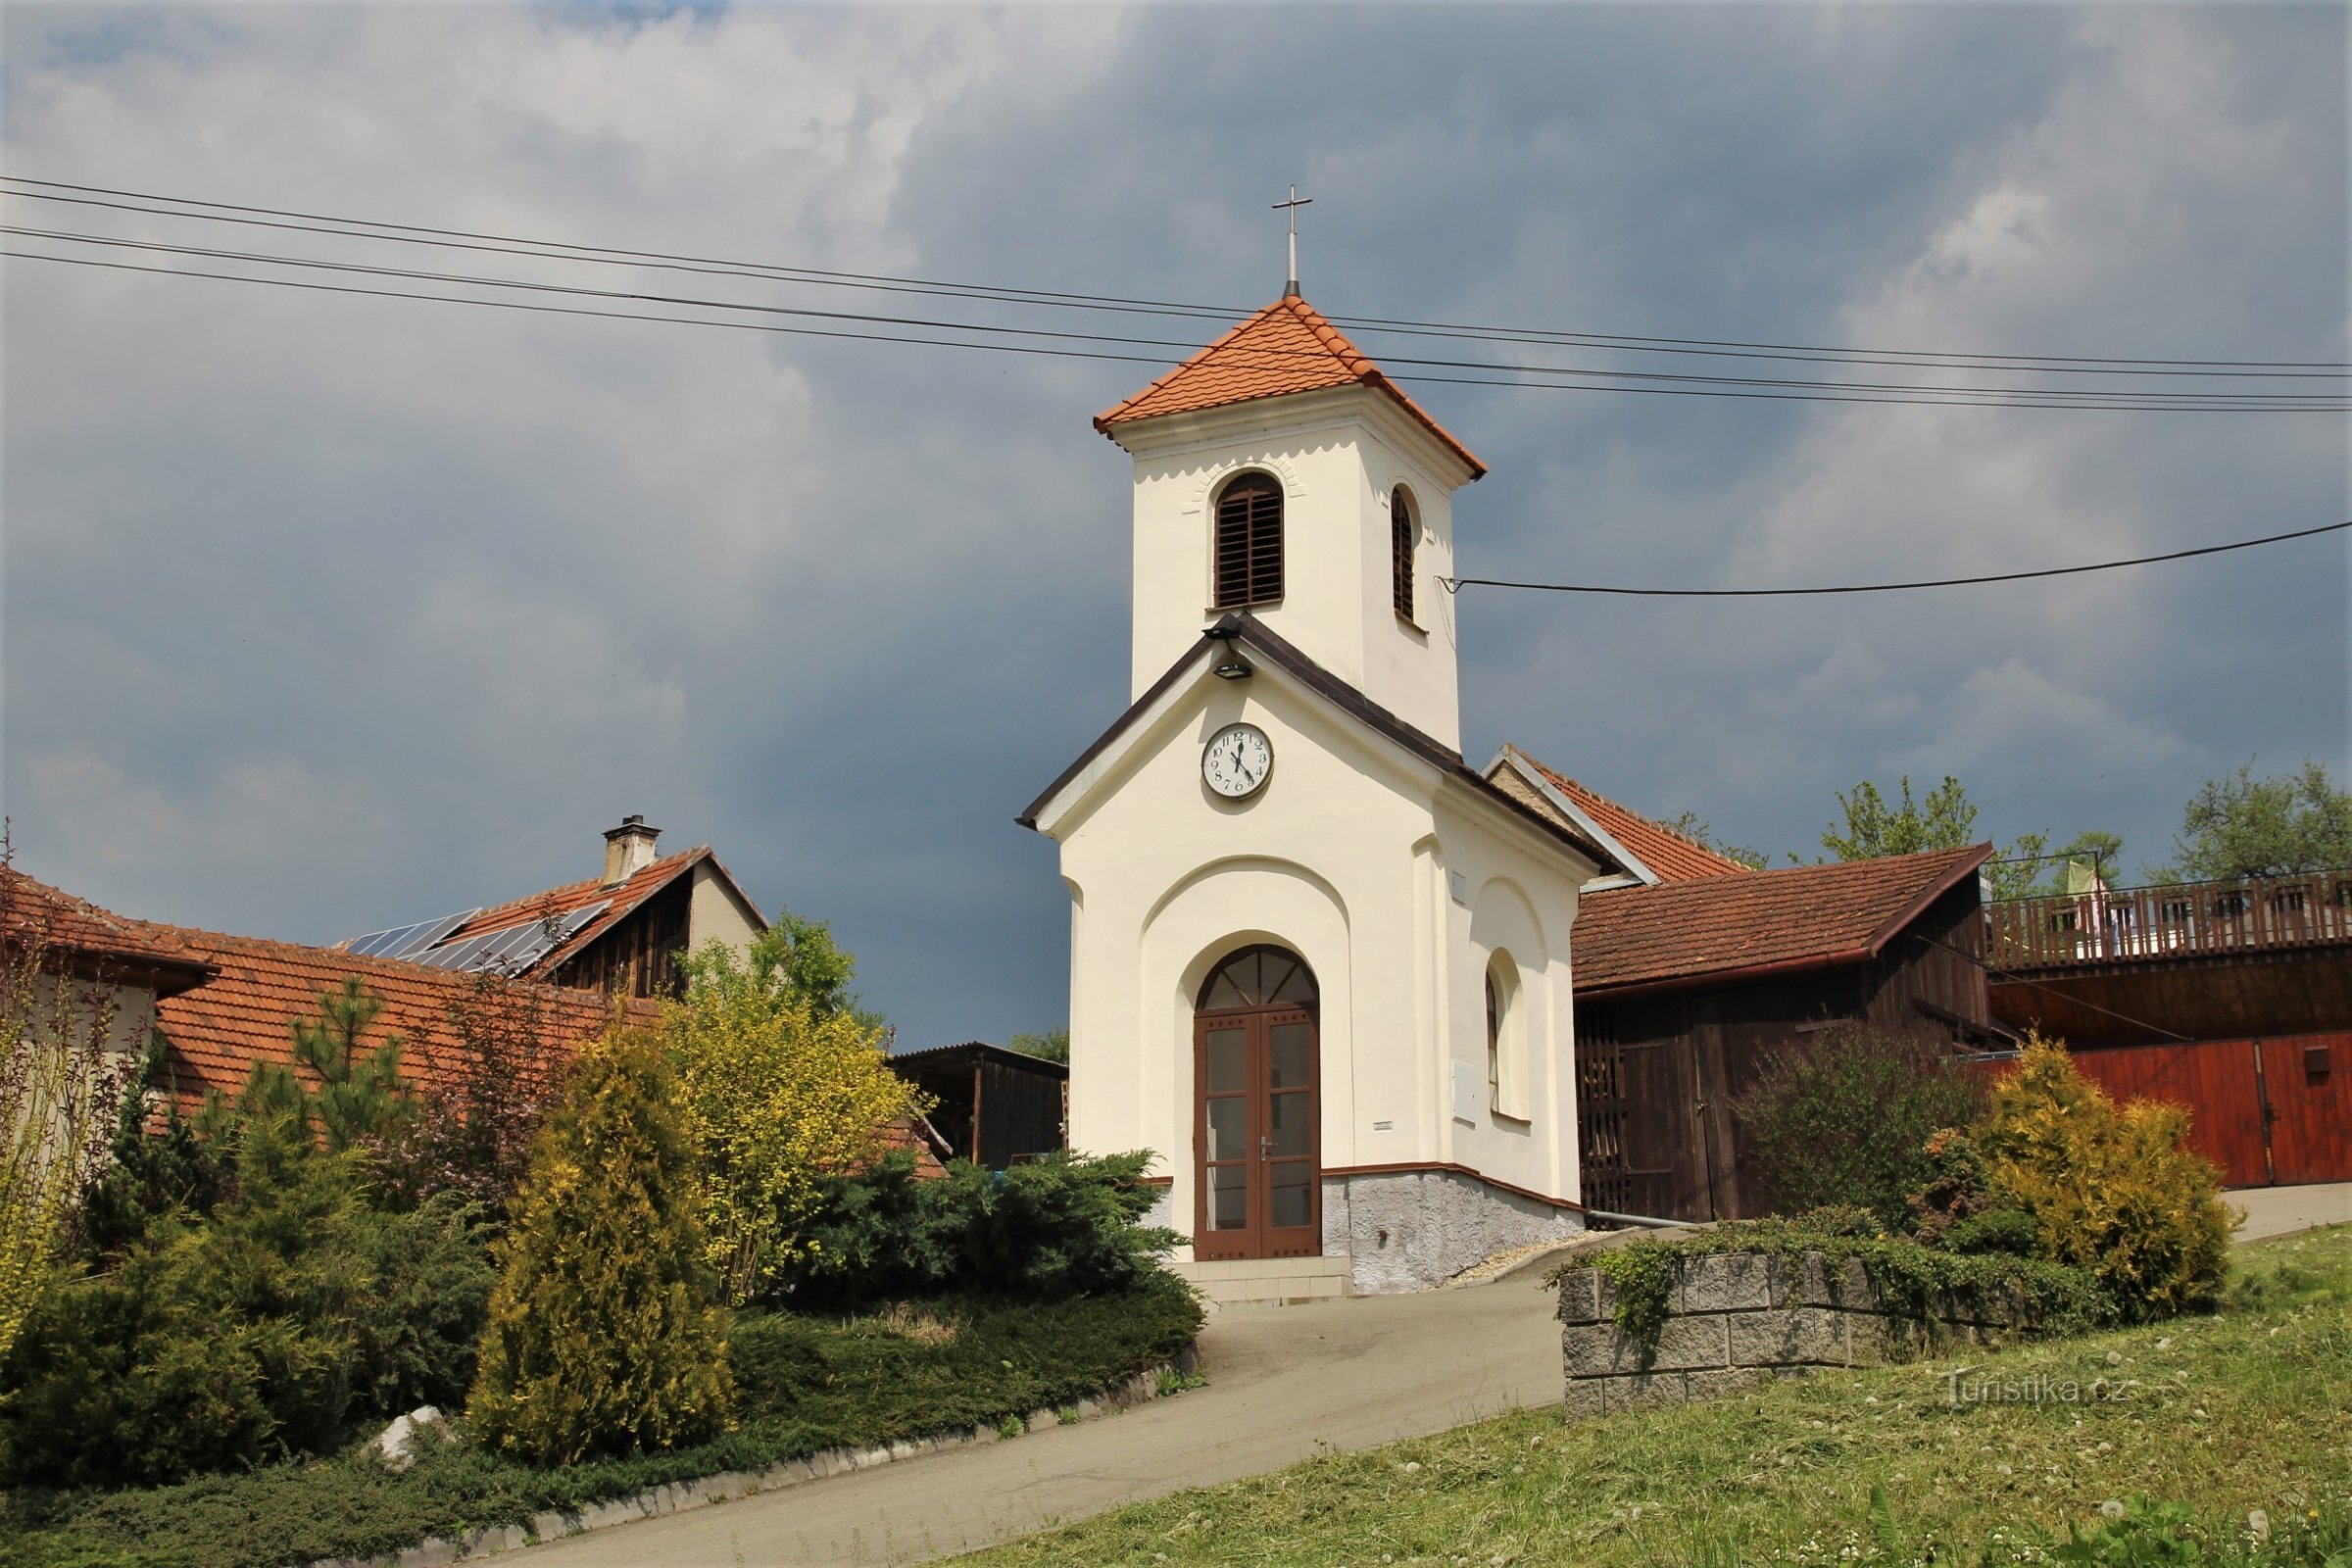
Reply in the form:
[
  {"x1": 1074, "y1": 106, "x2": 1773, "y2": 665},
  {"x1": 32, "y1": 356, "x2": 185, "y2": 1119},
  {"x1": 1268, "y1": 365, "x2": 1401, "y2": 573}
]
[{"x1": 0, "y1": 1275, "x2": 1201, "y2": 1568}]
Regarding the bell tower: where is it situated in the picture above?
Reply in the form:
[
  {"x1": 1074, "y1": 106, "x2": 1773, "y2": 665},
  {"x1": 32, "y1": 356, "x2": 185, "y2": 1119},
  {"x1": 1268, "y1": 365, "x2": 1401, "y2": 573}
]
[{"x1": 1092, "y1": 294, "x2": 1486, "y2": 751}]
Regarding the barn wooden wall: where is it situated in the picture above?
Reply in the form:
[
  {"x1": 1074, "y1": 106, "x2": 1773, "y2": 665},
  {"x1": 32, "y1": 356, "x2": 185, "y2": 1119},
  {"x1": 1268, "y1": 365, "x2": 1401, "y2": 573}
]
[{"x1": 1576, "y1": 883, "x2": 1995, "y2": 1224}]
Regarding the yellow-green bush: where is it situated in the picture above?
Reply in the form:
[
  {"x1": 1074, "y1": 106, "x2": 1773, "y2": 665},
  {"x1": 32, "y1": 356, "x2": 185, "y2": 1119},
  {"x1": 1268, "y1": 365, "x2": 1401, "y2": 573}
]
[
  {"x1": 1977, "y1": 1034, "x2": 2233, "y2": 1319},
  {"x1": 466, "y1": 1026, "x2": 730, "y2": 1465}
]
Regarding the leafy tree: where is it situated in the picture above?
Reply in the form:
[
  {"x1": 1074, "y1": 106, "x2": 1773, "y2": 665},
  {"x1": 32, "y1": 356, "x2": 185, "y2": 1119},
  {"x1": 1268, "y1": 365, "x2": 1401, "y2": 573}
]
[
  {"x1": 668, "y1": 940, "x2": 924, "y2": 1303},
  {"x1": 378, "y1": 969, "x2": 574, "y2": 1217},
  {"x1": 0, "y1": 861, "x2": 136, "y2": 1368},
  {"x1": 1006, "y1": 1027, "x2": 1070, "y2": 1065},
  {"x1": 1657, "y1": 812, "x2": 1775, "y2": 870},
  {"x1": 1733, "y1": 1026, "x2": 1987, "y2": 1230},
  {"x1": 467, "y1": 1025, "x2": 729, "y2": 1465},
  {"x1": 2147, "y1": 758, "x2": 2352, "y2": 882},
  {"x1": 684, "y1": 906, "x2": 883, "y2": 1032},
  {"x1": 1820, "y1": 775, "x2": 2101, "y2": 901},
  {"x1": 1822, "y1": 775, "x2": 1982, "y2": 861}
]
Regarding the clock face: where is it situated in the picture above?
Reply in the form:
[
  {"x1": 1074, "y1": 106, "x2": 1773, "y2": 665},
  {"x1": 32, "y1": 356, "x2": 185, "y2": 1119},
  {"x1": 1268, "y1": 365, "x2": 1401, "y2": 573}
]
[{"x1": 1202, "y1": 722, "x2": 1274, "y2": 800}]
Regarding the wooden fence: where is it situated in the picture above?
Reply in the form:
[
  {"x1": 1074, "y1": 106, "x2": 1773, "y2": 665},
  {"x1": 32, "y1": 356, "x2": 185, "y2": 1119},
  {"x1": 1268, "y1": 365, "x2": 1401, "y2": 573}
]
[
  {"x1": 1970, "y1": 1032, "x2": 2352, "y2": 1189},
  {"x1": 1984, "y1": 869, "x2": 2352, "y2": 972}
]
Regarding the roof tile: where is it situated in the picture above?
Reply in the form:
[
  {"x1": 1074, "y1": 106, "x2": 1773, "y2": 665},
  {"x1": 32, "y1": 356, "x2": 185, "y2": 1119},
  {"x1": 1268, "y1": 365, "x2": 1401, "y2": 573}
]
[
  {"x1": 1095, "y1": 296, "x2": 1485, "y2": 477},
  {"x1": 1573, "y1": 845, "x2": 1991, "y2": 996},
  {"x1": 1514, "y1": 757, "x2": 1753, "y2": 882}
]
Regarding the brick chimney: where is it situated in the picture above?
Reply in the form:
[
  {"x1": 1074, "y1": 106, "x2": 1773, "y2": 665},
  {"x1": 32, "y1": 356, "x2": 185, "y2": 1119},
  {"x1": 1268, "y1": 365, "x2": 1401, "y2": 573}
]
[{"x1": 601, "y1": 815, "x2": 662, "y2": 885}]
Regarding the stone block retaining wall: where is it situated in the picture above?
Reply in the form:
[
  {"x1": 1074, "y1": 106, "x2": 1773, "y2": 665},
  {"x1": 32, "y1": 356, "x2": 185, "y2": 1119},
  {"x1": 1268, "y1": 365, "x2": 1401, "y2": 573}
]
[{"x1": 1553, "y1": 1250, "x2": 2034, "y2": 1420}]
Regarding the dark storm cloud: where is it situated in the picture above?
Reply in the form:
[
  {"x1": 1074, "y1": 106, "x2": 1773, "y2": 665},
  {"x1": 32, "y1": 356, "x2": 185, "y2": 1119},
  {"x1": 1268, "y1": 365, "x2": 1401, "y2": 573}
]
[{"x1": 3, "y1": 3, "x2": 2343, "y2": 1050}]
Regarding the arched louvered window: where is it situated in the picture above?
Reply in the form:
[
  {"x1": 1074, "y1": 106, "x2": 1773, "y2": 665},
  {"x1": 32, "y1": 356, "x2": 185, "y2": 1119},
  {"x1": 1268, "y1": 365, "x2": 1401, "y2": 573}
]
[
  {"x1": 1391, "y1": 486, "x2": 1417, "y2": 622},
  {"x1": 1213, "y1": 473, "x2": 1284, "y2": 609}
]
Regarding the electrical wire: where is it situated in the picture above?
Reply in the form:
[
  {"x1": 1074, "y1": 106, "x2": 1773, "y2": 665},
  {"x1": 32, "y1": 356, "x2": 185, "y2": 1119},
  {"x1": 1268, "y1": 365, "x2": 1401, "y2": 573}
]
[
  {"x1": 1443, "y1": 519, "x2": 2352, "y2": 598},
  {"x1": 12, "y1": 222, "x2": 2339, "y2": 410},
  {"x1": 5, "y1": 174, "x2": 2343, "y2": 378},
  {"x1": 8, "y1": 240, "x2": 2341, "y2": 415}
]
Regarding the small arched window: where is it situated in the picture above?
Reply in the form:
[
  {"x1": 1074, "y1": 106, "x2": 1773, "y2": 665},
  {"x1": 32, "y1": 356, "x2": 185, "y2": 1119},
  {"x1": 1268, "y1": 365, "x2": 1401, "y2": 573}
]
[
  {"x1": 1485, "y1": 969, "x2": 1503, "y2": 1101},
  {"x1": 1391, "y1": 486, "x2": 1416, "y2": 622},
  {"x1": 1213, "y1": 473, "x2": 1284, "y2": 609}
]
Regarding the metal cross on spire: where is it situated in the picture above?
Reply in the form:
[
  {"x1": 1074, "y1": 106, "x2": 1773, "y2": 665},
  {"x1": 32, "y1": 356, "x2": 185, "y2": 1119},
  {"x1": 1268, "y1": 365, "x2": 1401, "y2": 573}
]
[{"x1": 1272, "y1": 184, "x2": 1312, "y2": 297}]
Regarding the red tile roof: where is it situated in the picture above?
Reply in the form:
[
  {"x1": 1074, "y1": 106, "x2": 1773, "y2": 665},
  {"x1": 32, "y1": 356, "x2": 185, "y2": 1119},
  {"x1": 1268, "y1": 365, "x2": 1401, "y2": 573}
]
[
  {"x1": 1095, "y1": 295, "x2": 1486, "y2": 478},
  {"x1": 0, "y1": 867, "x2": 214, "y2": 994},
  {"x1": 1515, "y1": 756, "x2": 1753, "y2": 882},
  {"x1": 1572, "y1": 845, "x2": 1992, "y2": 999},
  {"x1": 152, "y1": 924, "x2": 651, "y2": 1109}
]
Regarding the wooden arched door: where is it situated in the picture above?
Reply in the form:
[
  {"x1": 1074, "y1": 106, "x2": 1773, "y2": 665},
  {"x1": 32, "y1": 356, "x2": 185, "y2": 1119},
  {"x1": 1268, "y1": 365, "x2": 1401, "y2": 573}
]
[{"x1": 1193, "y1": 946, "x2": 1320, "y2": 1261}]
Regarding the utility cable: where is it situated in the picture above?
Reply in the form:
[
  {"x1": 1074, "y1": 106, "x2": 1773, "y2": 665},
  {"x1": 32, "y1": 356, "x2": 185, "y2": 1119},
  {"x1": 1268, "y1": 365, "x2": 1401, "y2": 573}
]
[
  {"x1": 11, "y1": 222, "x2": 2338, "y2": 408},
  {"x1": 7, "y1": 242, "x2": 2340, "y2": 416},
  {"x1": 5, "y1": 174, "x2": 2343, "y2": 377},
  {"x1": 1443, "y1": 519, "x2": 2352, "y2": 598}
]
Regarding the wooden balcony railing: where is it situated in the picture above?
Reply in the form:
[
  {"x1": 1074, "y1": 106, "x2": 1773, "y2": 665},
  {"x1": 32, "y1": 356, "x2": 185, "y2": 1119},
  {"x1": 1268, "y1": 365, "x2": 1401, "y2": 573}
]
[{"x1": 1984, "y1": 869, "x2": 2352, "y2": 972}]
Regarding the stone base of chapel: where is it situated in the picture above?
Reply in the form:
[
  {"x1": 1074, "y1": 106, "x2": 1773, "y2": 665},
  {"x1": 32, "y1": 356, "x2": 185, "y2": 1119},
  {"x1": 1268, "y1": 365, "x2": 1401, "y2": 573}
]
[
  {"x1": 1322, "y1": 1169, "x2": 1585, "y2": 1295},
  {"x1": 1151, "y1": 1172, "x2": 1586, "y2": 1300}
]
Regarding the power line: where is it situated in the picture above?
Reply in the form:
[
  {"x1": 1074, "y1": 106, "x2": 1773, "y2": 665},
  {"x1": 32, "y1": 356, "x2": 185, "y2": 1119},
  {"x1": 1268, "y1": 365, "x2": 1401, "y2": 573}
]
[
  {"x1": 1443, "y1": 519, "x2": 2352, "y2": 598},
  {"x1": 5, "y1": 174, "x2": 2343, "y2": 379},
  {"x1": 12, "y1": 222, "x2": 2339, "y2": 411},
  {"x1": 8, "y1": 241, "x2": 2340, "y2": 416}
]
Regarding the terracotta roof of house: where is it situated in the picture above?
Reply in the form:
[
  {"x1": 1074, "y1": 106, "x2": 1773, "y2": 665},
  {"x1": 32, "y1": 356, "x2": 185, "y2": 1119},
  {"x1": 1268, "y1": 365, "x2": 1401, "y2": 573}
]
[
  {"x1": 1094, "y1": 295, "x2": 1486, "y2": 478},
  {"x1": 152, "y1": 924, "x2": 651, "y2": 1109},
  {"x1": 0, "y1": 867, "x2": 215, "y2": 995},
  {"x1": 149, "y1": 918, "x2": 943, "y2": 1174},
  {"x1": 1572, "y1": 844, "x2": 1992, "y2": 999},
  {"x1": 1513, "y1": 756, "x2": 1753, "y2": 883}
]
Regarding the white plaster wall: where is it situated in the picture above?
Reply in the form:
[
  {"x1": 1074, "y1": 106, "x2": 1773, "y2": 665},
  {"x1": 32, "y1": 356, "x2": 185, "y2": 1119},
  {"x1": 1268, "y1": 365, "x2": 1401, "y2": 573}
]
[
  {"x1": 1114, "y1": 388, "x2": 1467, "y2": 751},
  {"x1": 686, "y1": 861, "x2": 763, "y2": 959},
  {"x1": 1045, "y1": 662, "x2": 1587, "y2": 1260}
]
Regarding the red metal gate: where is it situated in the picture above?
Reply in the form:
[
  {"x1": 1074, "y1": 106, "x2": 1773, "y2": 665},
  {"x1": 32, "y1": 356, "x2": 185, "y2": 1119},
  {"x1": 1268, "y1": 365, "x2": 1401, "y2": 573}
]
[{"x1": 1975, "y1": 1033, "x2": 2351, "y2": 1189}]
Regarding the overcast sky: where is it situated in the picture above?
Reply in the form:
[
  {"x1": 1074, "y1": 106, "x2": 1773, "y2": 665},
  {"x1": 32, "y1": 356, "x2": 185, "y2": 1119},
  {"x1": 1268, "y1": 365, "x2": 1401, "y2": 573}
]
[{"x1": 4, "y1": 2, "x2": 2345, "y2": 1051}]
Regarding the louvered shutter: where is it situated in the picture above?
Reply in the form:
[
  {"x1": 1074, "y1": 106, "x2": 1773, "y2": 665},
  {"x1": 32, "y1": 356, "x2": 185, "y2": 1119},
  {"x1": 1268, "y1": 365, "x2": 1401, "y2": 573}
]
[
  {"x1": 1391, "y1": 488, "x2": 1415, "y2": 620},
  {"x1": 1213, "y1": 477, "x2": 1284, "y2": 608}
]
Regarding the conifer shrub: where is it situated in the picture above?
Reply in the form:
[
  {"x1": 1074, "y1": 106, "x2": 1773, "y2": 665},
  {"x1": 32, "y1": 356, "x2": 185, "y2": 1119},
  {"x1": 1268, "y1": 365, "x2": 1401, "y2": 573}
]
[
  {"x1": 0, "y1": 1105, "x2": 493, "y2": 1489},
  {"x1": 1734, "y1": 1026, "x2": 1987, "y2": 1229},
  {"x1": 1975, "y1": 1034, "x2": 2233, "y2": 1320},
  {"x1": 782, "y1": 1149, "x2": 1182, "y2": 1311},
  {"x1": 466, "y1": 1026, "x2": 730, "y2": 1466}
]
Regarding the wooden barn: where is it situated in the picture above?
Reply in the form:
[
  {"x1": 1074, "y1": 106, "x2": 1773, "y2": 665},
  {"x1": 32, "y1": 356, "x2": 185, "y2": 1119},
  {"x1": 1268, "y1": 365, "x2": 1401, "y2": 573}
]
[
  {"x1": 888, "y1": 1042, "x2": 1068, "y2": 1170},
  {"x1": 1569, "y1": 844, "x2": 1999, "y2": 1224},
  {"x1": 1978, "y1": 866, "x2": 2352, "y2": 1188}
]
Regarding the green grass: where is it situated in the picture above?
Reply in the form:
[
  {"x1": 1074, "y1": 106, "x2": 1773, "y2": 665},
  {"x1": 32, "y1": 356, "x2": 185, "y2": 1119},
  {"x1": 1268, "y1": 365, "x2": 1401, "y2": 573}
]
[
  {"x1": 0, "y1": 1274, "x2": 1201, "y2": 1568},
  {"x1": 957, "y1": 1228, "x2": 2352, "y2": 1568}
]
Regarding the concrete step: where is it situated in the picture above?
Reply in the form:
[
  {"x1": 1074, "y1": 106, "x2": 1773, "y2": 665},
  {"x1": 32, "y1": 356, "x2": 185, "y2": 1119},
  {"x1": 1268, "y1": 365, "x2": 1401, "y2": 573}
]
[{"x1": 1170, "y1": 1254, "x2": 1354, "y2": 1306}]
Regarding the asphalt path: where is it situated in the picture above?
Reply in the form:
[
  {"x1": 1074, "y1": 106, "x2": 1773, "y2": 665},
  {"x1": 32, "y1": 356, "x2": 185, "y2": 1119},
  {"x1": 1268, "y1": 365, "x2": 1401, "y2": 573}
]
[{"x1": 513, "y1": 1260, "x2": 1570, "y2": 1567}]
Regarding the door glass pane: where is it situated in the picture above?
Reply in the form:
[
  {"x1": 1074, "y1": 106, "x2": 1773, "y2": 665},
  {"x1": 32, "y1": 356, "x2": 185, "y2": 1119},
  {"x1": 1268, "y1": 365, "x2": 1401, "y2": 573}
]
[
  {"x1": 1203, "y1": 972, "x2": 1244, "y2": 1009},
  {"x1": 1204, "y1": 1028, "x2": 1246, "y2": 1093},
  {"x1": 1270, "y1": 1022, "x2": 1312, "y2": 1088},
  {"x1": 1207, "y1": 1097, "x2": 1248, "y2": 1160},
  {"x1": 1269, "y1": 1162, "x2": 1311, "y2": 1229},
  {"x1": 1210, "y1": 1165, "x2": 1249, "y2": 1230},
  {"x1": 1269, "y1": 1091, "x2": 1310, "y2": 1157}
]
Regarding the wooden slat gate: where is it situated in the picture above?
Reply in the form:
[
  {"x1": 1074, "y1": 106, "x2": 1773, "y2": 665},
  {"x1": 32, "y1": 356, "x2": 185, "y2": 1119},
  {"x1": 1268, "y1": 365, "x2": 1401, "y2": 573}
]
[{"x1": 1974, "y1": 1032, "x2": 2352, "y2": 1189}]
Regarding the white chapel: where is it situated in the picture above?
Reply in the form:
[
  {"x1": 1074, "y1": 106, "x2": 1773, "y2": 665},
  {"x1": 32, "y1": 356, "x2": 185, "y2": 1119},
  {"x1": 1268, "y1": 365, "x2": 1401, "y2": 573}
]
[{"x1": 1021, "y1": 288, "x2": 1648, "y2": 1296}]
